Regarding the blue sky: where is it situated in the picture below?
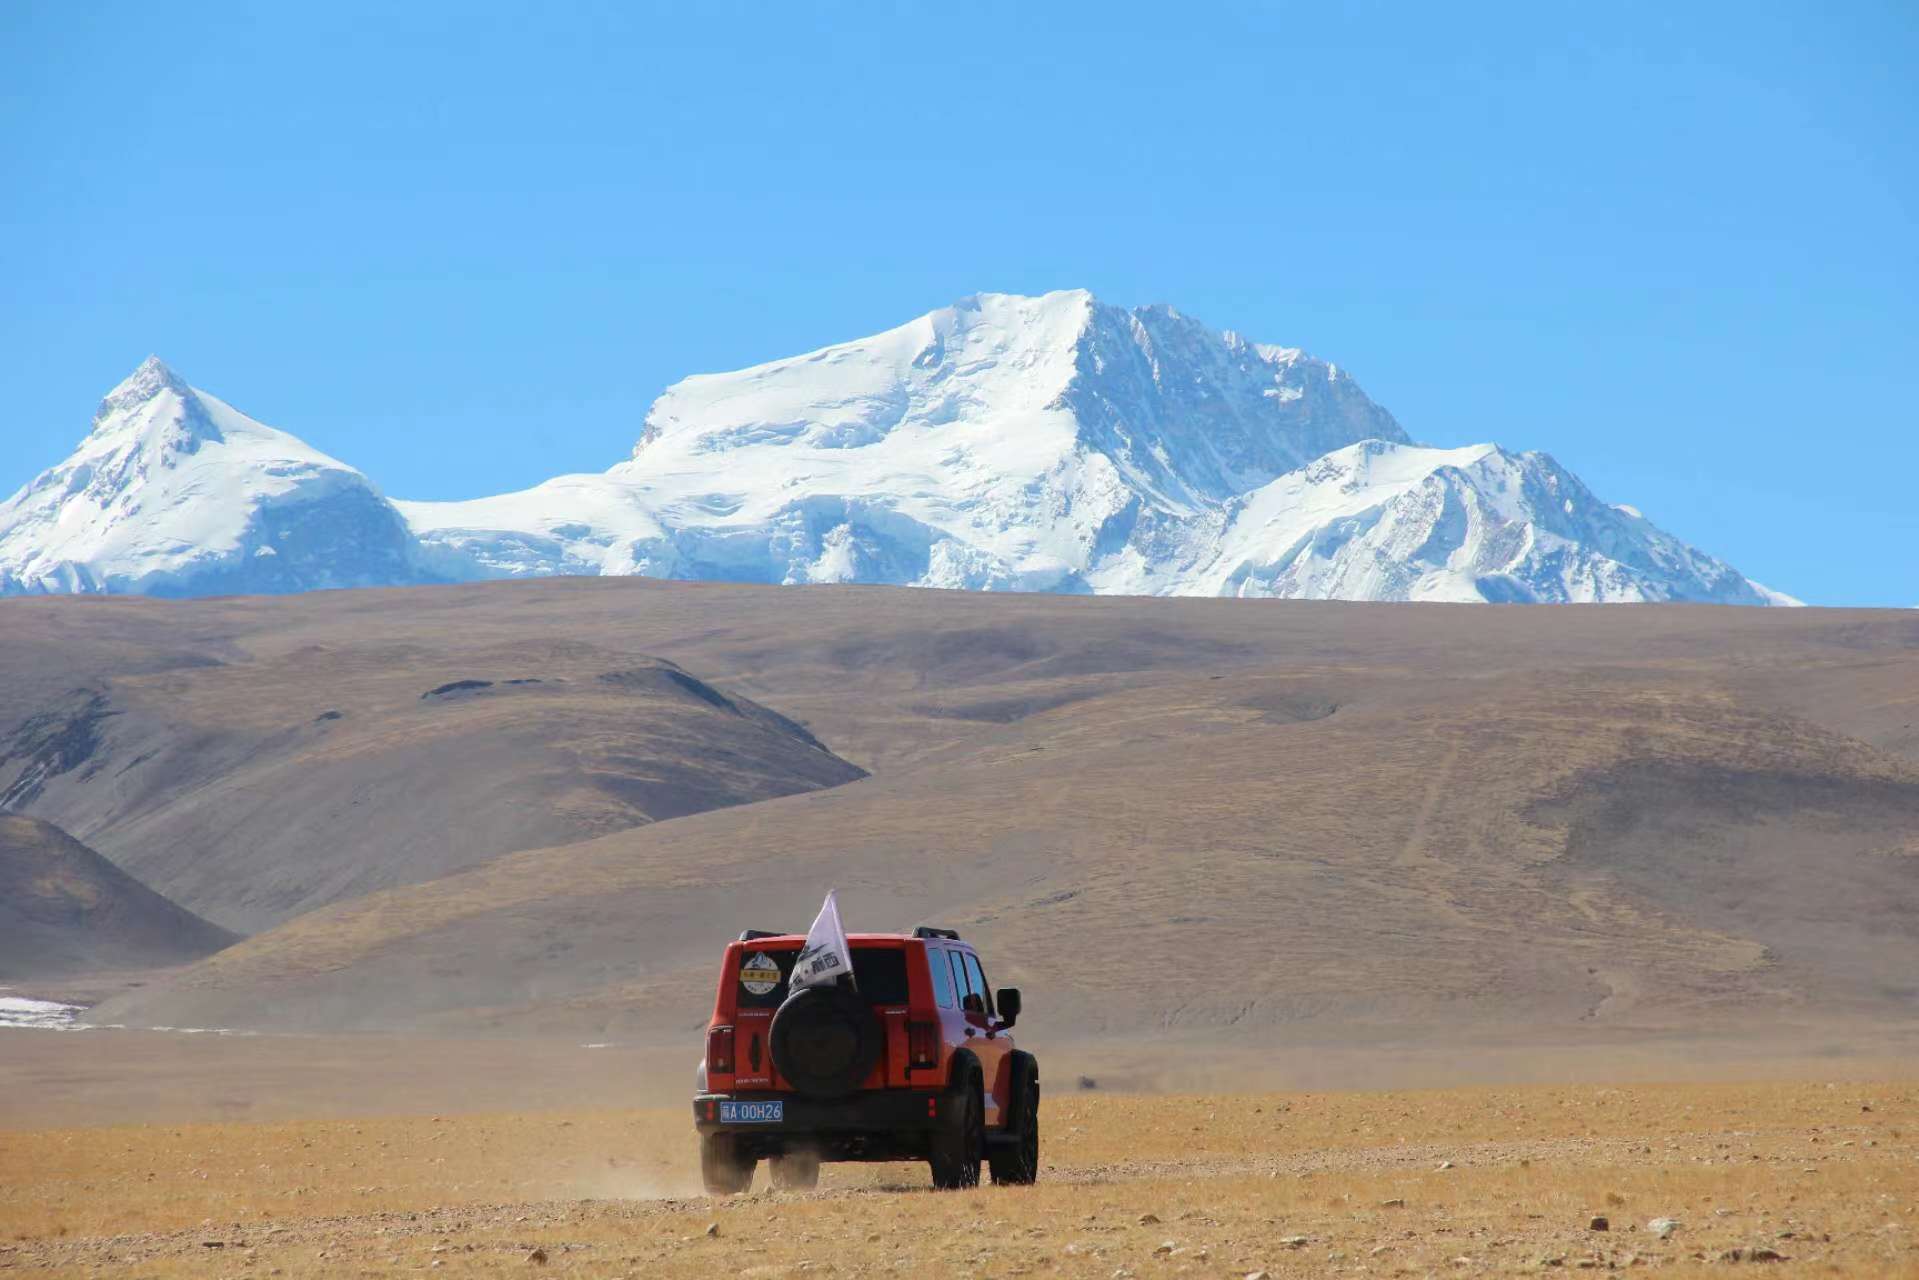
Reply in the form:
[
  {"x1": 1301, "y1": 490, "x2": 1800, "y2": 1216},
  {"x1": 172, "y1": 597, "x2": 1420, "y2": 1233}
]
[{"x1": 3, "y1": 2, "x2": 1914, "y2": 604}]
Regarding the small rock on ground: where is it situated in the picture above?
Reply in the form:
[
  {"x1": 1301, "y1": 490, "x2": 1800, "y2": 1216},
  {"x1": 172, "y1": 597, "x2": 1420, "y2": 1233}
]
[{"x1": 1718, "y1": 1246, "x2": 1789, "y2": 1263}]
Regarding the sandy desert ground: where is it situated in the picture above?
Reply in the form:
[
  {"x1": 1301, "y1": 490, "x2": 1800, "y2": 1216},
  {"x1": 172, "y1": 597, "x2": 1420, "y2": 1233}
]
[{"x1": 4, "y1": 1076, "x2": 1917, "y2": 1278}]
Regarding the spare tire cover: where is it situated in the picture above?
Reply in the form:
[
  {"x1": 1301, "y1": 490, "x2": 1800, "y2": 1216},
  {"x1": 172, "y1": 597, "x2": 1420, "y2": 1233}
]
[{"x1": 769, "y1": 983, "x2": 882, "y2": 1098}]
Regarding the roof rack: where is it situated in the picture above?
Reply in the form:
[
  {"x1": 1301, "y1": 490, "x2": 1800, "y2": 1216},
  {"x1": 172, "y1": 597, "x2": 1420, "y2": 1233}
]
[
  {"x1": 738, "y1": 928, "x2": 787, "y2": 942},
  {"x1": 913, "y1": 926, "x2": 961, "y2": 940}
]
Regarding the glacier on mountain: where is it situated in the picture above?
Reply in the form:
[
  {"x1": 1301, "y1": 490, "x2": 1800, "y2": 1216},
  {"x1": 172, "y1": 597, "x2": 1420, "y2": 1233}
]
[{"x1": 0, "y1": 293, "x2": 1793, "y2": 604}]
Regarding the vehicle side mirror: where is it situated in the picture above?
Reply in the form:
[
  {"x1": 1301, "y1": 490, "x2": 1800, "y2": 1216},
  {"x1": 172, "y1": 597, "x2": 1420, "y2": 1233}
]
[{"x1": 995, "y1": 987, "x2": 1021, "y2": 1027}]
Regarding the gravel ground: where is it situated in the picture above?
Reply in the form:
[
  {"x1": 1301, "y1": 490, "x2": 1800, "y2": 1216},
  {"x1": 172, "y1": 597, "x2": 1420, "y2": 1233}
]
[{"x1": 4, "y1": 1083, "x2": 1916, "y2": 1278}]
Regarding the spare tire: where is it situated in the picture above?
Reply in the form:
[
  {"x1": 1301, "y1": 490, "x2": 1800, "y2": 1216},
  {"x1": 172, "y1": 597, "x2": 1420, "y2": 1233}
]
[{"x1": 769, "y1": 982, "x2": 881, "y2": 1098}]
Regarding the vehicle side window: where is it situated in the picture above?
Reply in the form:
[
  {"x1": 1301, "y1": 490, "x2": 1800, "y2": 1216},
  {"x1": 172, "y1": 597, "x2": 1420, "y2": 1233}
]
[
  {"x1": 928, "y1": 946, "x2": 956, "y2": 1009},
  {"x1": 948, "y1": 951, "x2": 974, "y2": 1014},
  {"x1": 962, "y1": 952, "x2": 994, "y2": 1018}
]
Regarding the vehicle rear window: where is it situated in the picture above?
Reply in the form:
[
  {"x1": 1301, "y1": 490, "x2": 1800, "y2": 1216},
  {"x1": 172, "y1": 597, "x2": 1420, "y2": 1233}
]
[
  {"x1": 854, "y1": 949, "x2": 910, "y2": 1004},
  {"x1": 733, "y1": 945, "x2": 910, "y2": 1008}
]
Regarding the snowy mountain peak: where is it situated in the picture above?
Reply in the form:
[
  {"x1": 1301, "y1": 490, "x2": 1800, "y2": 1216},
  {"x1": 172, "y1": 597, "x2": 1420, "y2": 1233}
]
[
  {"x1": 84, "y1": 356, "x2": 231, "y2": 459},
  {"x1": 1182, "y1": 438, "x2": 1791, "y2": 604},
  {"x1": 626, "y1": 289, "x2": 1405, "y2": 512},
  {"x1": 630, "y1": 288, "x2": 1094, "y2": 461},
  {"x1": 0, "y1": 362, "x2": 436, "y2": 597},
  {"x1": 99, "y1": 355, "x2": 186, "y2": 415}
]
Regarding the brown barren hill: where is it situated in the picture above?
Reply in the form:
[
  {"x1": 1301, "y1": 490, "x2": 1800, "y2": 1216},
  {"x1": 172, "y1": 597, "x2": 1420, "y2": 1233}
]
[
  {"x1": 0, "y1": 814, "x2": 235, "y2": 978},
  {"x1": 9, "y1": 577, "x2": 1900, "y2": 1050},
  {"x1": 0, "y1": 590, "x2": 865, "y2": 932}
]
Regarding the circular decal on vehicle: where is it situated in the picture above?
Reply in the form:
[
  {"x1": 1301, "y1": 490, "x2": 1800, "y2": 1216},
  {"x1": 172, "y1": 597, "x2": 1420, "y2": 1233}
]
[{"x1": 739, "y1": 951, "x2": 782, "y2": 996}]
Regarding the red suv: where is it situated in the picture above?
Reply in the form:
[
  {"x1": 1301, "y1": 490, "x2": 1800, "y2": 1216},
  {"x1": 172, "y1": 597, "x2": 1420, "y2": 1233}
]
[{"x1": 693, "y1": 926, "x2": 1039, "y2": 1193}]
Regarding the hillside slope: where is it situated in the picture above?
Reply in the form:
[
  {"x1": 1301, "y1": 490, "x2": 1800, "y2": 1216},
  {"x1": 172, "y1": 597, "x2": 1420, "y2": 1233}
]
[
  {"x1": 0, "y1": 814, "x2": 235, "y2": 978},
  {"x1": 0, "y1": 601, "x2": 865, "y2": 932},
  {"x1": 31, "y1": 577, "x2": 1910, "y2": 1041}
]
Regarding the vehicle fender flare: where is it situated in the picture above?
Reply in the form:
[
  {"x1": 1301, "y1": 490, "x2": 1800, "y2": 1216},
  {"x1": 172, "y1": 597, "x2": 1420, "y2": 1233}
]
[
  {"x1": 945, "y1": 1048, "x2": 983, "y2": 1096},
  {"x1": 1005, "y1": 1050, "x2": 1039, "y2": 1132}
]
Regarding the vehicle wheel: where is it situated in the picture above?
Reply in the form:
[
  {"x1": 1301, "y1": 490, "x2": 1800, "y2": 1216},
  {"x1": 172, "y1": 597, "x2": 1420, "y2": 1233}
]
[
  {"x1": 989, "y1": 1070, "x2": 1040, "y2": 1185},
  {"x1": 700, "y1": 1133, "x2": 755, "y2": 1196},
  {"x1": 769, "y1": 982, "x2": 883, "y2": 1098},
  {"x1": 768, "y1": 1150, "x2": 820, "y2": 1190},
  {"x1": 928, "y1": 1074, "x2": 983, "y2": 1190}
]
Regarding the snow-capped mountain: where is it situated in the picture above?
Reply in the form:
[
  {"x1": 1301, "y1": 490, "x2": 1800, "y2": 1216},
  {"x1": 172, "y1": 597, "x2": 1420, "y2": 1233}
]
[
  {"x1": 404, "y1": 287, "x2": 1412, "y2": 587},
  {"x1": 1, "y1": 295, "x2": 1794, "y2": 604},
  {"x1": 0, "y1": 357, "x2": 434, "y2": 597},
  {"x1": 1144, "y1": 440, "x2": 1795, "y2": 604},
  {"x1": 406, "y1": 289, "x2": 1410, "y2": 590},
  {"x1": 401, "y1": 291, "x2": 1786, "y2": 604}
]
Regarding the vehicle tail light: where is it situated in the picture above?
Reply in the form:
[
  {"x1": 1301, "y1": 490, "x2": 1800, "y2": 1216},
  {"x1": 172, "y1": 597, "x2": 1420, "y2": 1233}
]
[
  {"x1": 706, "y1": 1024, "x2": 736, "y2": 1075},
  {"x1": 907, "y1": 1018, "x2": 939, "y2": 1069}
]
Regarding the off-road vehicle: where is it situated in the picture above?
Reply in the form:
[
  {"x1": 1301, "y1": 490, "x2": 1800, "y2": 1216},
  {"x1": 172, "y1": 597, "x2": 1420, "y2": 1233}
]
[{"x1": 692, "y1": 926, "x2": 1038, "y2": 1193}]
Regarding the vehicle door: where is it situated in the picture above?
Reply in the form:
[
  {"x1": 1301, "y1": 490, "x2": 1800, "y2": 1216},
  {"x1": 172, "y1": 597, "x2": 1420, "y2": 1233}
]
[
  {"x1": 917, "y1": 942, "x2": 961, "y2": 1088},
  {"x1": 958, "y1": 948, "x2": 1012, "y2": 1127}
]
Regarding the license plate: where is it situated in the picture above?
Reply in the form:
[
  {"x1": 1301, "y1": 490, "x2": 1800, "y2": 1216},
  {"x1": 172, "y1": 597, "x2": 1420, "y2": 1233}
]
[{"x1": 719, "y1": 1100, "x2": 784, "y2": 1124}]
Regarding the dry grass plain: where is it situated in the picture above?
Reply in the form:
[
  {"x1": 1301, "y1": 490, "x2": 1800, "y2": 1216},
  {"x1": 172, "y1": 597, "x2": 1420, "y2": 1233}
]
[{"x1": 4, "y1": 1080, "x2": 1917, "y2": 1278}]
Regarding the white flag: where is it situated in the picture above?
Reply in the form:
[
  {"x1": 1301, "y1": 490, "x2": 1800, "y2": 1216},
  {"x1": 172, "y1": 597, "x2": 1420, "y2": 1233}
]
[{"x1": 792, "y1": 890, "x2": 854, "y2": 991}]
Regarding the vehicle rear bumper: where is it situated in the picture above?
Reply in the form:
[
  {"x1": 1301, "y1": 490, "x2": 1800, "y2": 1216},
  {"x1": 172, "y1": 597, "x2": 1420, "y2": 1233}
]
[{"x1": 693, "y1": 1090, "x2": 945, "y2": 1136}]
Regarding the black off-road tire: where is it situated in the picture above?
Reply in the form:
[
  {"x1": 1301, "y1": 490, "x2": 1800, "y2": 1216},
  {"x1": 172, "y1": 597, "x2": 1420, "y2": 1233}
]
[
  {"x1": 700, "y1": 1132, "x2": 755, "y2": 1196},
  {"x1": 928, "y1": 1073, "x2": 983, "y2": 1190},
  {"x1": 768, "y1": 1150, "x2": 821, "y2": 1191},
  {"x1": 989, "y1": 1067, "x2": 1040, "y2": 1186}
]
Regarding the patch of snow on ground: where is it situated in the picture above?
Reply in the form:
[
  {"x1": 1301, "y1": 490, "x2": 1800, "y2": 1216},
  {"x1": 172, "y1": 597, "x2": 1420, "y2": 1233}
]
[{"x1": 0, "y1": 995, "x2": 85, "y2": 1030}]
